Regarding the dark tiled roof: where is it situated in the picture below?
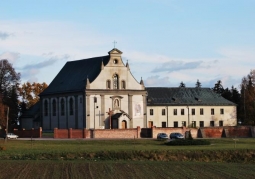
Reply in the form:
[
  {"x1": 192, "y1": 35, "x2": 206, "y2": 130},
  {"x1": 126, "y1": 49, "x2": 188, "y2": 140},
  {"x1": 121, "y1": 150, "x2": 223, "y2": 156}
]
[
  {"x1": 41, "y1": 55, "x2": 110, "y2": 95},
  {"x1": 20, "y1": 102, "x2": 40, "y2": 118},
  {"x1": 112, "y1": 113, "x2": 123, "y2": 119},
  {"x1": 146, "y1": 87, "x2": 236, "y2": 106}
]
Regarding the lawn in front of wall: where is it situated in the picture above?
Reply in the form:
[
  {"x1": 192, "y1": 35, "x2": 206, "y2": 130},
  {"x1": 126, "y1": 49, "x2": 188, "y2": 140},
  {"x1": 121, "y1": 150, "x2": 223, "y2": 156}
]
[
  {"x1": 0, "y1": 138, "x2": 255, "y2": 160},
  {"x1": 1, "y1": 138, "x2": 255, "y2": 152}
]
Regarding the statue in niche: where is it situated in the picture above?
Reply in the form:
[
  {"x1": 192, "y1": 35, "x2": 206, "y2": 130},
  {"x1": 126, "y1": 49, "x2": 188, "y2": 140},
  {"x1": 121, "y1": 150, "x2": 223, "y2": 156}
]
[
  {"x1": 114, "y1": 99, "x2": 119, "y2": 108},
  {"x1": 135, "y1": 103, "x2": 141, "y2": 116}
]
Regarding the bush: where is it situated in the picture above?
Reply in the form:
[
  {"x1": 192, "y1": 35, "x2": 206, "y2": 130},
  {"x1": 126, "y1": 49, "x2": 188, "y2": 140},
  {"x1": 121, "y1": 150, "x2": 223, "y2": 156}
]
[
  {"x1": 165, "y1": 139, "x2": 211, "y2": 146},
  {"x1": 0, "y1": 146, "x2": 6, "y2": 151}
]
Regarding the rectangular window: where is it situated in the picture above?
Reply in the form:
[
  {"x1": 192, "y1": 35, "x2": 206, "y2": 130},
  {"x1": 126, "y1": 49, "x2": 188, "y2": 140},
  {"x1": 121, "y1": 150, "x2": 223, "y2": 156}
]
[
  {"x1": 220, "y1": 108, "x2": 224, "y2": 115},
  {"x1": 200, "y1": 108, "x2": 204, "y2": 115},
  {"x1": 192, "y1": 109, "x2": 195, "y2": 115},
  {"x1": 199, "y1": 121, "x2": 204, "y2": 127},
  {"x1": 174, "y1": 121, "x2": 178, "y2": 127},
  {"x1": 150, "y1": 109, "x2": 153, "y2": 115},
  {"x1": 211, "y1": 108, "x2": 214, "y2": 115},
  {"x1": 219, "y1": 120, "x2": 223, "y2": 126},
  {"x1": 182, "y1": 121, "x2": 186, "y2": 127},
  {"x1": 181, "y1": 109, "x2": 185, "y2": 115},
  {"x1": 173, "y1": 109, "x2": 177, "y2": 115},
  {"x1": 192, "y1": 121, "x2": 196, "y2": 128},
  {"x1": 162, "y1": 109, "x2": 166, "y2": 115},
  {"x1": 162, "y1": 122, "x2": 166, "y2": 128},
  {"x1": 210, "y1": 121, "x2": 215, "y2": 127}
]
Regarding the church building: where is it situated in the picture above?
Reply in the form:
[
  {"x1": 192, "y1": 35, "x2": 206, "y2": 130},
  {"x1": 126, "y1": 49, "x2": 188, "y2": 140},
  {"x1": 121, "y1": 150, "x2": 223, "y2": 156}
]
[
  {"x1": 20, "y1": 48, "x2": 237, "y2": 130},
  {"x1": 39, "y1": 48, "x2": 147, "y2": 130}
]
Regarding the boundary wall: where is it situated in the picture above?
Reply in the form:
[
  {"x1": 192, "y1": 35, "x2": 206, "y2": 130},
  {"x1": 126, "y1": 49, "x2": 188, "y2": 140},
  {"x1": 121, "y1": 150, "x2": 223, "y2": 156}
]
[
  {"x1": 1, "y1": 126, "x2": 255, "y2": 139},
  {"x1": 0, "y1": 127, "x2": 42, "y2": 138},
  {"x1": 150, "y1": 126, "x2": 255, "y2": 139},
  {"x1": 54, "y1": 127, "x2": 141, "y2": 139}
]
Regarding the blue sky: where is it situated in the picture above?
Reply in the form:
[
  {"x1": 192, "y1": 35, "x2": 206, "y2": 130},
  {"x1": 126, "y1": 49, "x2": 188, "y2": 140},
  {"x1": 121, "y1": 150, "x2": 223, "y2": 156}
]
[{"x1": 1, "y1": 0, "x2": 255, "y2": 89}]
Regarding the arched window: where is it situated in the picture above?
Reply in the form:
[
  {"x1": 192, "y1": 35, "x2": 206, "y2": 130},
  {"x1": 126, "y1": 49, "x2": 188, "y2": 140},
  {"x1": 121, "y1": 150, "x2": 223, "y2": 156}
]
[
  {"x1": 61, "y1": 98, "x2": 65, "y2": 116},
  {"x1": 69, "y1": 98, "x2": 74, "y2": 115},
  {"x1": 44, "y1": 100, "x2": 48, "y2": 116},
  {"x1": 52, "y1": 99, "x2": 56, "y2": 116},
  {"x1": 113, "y1": 74, "x2": 119, "y2": 89},
  {"x1": 106, "y1": 80, "x2": 111, "y2": 89},
  {"x1": 121, "y1": 80, "x2": 126, "y2": 89}
]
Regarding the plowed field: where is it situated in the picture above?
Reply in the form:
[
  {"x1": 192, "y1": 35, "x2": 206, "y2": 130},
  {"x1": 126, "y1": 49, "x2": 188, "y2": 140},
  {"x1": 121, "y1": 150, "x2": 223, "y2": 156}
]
[{"x1": 0, "y1": 160, "x2": 255, "y2": 179}]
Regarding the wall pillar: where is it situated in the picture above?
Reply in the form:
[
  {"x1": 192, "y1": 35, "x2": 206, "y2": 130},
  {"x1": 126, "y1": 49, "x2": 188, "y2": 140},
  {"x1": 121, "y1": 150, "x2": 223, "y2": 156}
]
[
  {"x1": 68, "y1": 128, "x2": 72, "y2": 138},
  {"x1": 137, "y1": 126, "x2": 141, "y2": 138},
  {"x1": 54, "y1": 128, "x2": 58, "y2": 138},
  {"x1": 128, "y1": 94, "x2": 133, "y2": 128},
  {"x1": 86, "y1": 95, "x2": 90, "y2": 129},
  {"x1": 142, "y1": 94, "x2": 147, "y2": 128}
]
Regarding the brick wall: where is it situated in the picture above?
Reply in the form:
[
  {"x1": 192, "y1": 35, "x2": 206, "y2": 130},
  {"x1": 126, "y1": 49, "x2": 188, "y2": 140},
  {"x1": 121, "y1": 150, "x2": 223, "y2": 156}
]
[
  {"x1": 199, "y1": 127, "x2": 224, "y2": 138},
  {"x1": 53, "y1": 126, "x2": 254, "y2": 139},
  {"x1": 151, "y1": 126, "x2": 195, "y2": 138},
  {"x1": 94, "y1": 127, "x2": 140, "y2": 138},
  {"x1": 223, "y1": 126, "x2": 251, "y2": 138},
  {"x1": 54, "y1": 128, "x2": 68, "y2": 138},
  {"x1": 13, "y1": 127, "x2": 42, "y2": 138},
  {"x1": 54, "y1": 127, "x2": 141, "y2": 139}
]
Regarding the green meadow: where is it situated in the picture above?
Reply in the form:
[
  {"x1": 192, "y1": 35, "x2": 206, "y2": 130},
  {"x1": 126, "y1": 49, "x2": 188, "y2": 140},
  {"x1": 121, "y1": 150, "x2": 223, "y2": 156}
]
[{"x1": 1, "y1": 138, "x2": 255, "y2": 178}]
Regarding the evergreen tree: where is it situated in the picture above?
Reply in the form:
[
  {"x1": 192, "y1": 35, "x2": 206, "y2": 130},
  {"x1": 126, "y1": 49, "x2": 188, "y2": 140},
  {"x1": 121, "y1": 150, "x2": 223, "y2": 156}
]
[
  {"x1": 179, "y1": 81, "x2": 186, "y2": 88},
  {"x1": 212, "y1": 80, "x2": 224, "y2": 94},
  {"x1": 239, "y1": 70, "x2": 255, "y2": 125},
  {"x1": 195, "y1": 79, "x2": 202, "y2": 88}
]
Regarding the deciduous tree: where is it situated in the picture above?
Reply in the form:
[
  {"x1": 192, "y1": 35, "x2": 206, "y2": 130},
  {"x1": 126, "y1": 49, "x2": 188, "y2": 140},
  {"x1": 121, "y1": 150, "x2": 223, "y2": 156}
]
[
  {"x1": 0, "y1": 59, "x2": 20, "y2": 128},
  {"x1": 18, "y1": 82, "x2": 48, "y2": 109}
]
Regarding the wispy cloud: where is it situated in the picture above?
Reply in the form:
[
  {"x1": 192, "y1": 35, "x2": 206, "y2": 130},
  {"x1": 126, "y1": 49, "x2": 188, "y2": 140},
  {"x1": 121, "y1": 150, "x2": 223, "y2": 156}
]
[
  {"x1": 0, "y1": 51, "x2": 20, "y2": 63},
  {"x1": 0, "y1": 31, "x2": 11, "y2": 40},
  {"x1": 144, "y1": 75, "x2": 171, "y2": 87},
  {"x1": 151, "y1": 60, "x2": 218, "y2": 73},
  {"x1": 21, "y1": 53, "x2": 70, "y2": 82},
  {"x1": 22, "y1": 54, "x2": 70, "y2": 70}
]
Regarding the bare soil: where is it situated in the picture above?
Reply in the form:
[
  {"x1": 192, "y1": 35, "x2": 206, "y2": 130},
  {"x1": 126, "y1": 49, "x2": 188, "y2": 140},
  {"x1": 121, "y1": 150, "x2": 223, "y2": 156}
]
[{"x1": 0, "y1": 160, "x2": 255, "y2": 179}]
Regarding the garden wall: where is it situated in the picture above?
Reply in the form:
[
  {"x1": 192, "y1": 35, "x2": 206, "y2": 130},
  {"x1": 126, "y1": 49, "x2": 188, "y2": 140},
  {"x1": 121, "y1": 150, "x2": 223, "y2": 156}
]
[
  {"x1": 53, "y1": 126, "x2": 255, "y2": 139},
  {"x1": 54, "y1": 127, "x2": 141, "y2": 139},
  {"x1": 223, "y1": 126, "x2": 252, "y2": 138},
  {"x1": 0, "y1": 128, "x2": 42, "y2": 138},
  {"x1": 14, "y1": 127, "x2": 42, "y2": 138},
  {"x1": 151, "y1": 126, "x2": 198, "y2": 138},
  {"x1": 198, "y1": 127, "x2": 224, "y2": 138}
]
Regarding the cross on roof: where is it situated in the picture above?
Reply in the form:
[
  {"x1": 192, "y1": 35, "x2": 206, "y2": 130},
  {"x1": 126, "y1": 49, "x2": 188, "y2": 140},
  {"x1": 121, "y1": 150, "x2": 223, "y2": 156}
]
[{"x1": 113, "y1": 41, "x2": 117, "y2": 48}]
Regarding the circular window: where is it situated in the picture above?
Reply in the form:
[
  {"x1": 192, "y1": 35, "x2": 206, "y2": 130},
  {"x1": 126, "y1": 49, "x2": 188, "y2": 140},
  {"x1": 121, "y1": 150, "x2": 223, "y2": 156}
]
[{"x1": 113, "y1": 59, "x2": 118, "y2": 64}]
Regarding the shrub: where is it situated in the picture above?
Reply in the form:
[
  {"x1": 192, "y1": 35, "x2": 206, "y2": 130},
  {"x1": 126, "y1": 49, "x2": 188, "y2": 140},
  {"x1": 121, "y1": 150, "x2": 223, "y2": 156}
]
[
  {"x1": 165, "y1": 139, "x2": 210, "y2": 146},
  {"x1": 0, "y1": 146, "x2": 6, "y2": 151}
]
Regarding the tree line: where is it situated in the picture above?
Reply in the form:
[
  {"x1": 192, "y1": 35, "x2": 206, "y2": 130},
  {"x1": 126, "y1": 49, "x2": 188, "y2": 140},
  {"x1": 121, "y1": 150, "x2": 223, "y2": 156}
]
[
  {"x1": 180, "y1": 72, "x2": 255, "y2": 125},
  {"x1": 0, "y1": 59, "x2": 47, "y2": 130}
]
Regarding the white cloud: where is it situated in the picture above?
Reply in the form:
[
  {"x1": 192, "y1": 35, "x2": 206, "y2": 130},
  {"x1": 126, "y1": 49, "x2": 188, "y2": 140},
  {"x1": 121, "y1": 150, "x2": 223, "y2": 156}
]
[
  {"x1": 144, "y1": 75, "x2": 171, "y2": 87},
  {"x1": 0, "y1": 51, "x2": 20, "y2": 64}
]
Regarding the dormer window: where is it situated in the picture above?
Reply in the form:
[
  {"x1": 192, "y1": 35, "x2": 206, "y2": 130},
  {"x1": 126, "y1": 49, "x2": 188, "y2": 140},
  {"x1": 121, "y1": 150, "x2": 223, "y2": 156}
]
[{"x1": 113, "y1": 59, "x2": 118, "y2": 64}]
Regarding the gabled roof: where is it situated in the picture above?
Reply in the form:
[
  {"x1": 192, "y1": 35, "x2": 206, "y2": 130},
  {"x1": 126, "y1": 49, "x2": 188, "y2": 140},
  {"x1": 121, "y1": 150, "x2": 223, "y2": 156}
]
[
  {"x1": 20, "y1": 102, "x2": 40, "y2": 118},
  {"x1": 40, "y1": 55, "x2": 110, "y2": 95},
  {"x1": 108, "y1": 48, "x2": 123, "y2": 54},
  {"x1": 146, "y1": 87, "x2": 236, "y2": 106}
]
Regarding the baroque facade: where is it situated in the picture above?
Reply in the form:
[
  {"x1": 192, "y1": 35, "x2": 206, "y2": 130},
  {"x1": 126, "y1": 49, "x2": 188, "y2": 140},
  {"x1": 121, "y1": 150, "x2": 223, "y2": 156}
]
[{"x1": 20, "y1": 48, "x2": 237, "y2": 130}]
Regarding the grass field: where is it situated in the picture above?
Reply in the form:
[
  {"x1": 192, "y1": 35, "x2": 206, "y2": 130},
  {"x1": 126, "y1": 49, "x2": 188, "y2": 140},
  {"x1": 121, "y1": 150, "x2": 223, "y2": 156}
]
[{"x1": 1, "y1": 138, "x2": 255, "y2": 178}]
